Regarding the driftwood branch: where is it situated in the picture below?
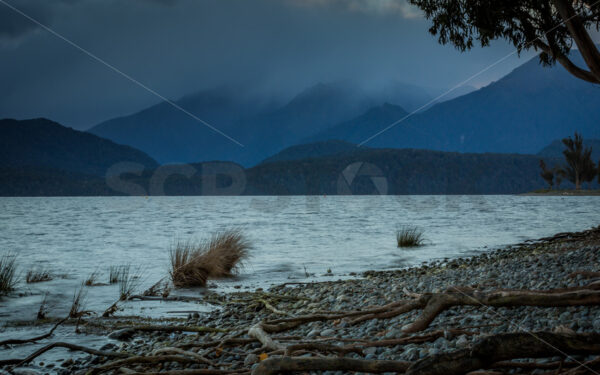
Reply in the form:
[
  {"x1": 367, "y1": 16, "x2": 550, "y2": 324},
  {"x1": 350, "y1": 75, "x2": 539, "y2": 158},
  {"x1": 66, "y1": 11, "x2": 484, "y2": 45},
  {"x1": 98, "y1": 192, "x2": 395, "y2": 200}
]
[
  {"x1": 87, "y1": 354, "x2": 201, "y2": 375},
  {"x1": 123, "y1": 371, "x2": 250, "y2": 375},
  {"x1": 0, "y1": 341, "x2": 129, "y2": 367},
  {"x1": 405, "y1": 332, "x2": 600, "y2": 375},
  {"x1": 402, "y1": 286, "x2": 600, "y2": 333},
  {"x1": 0, "y1": 317, "x2": 68, "y2": 346},
  {"x1": 248, "y1": 323, "x2": 285, "y2": 351},
  {"x1": 151, "y1": 347, "x2": 215, "y2": 366},
  {"x1": 251, "y1": 356, "x2": 411, "y2": 375}
]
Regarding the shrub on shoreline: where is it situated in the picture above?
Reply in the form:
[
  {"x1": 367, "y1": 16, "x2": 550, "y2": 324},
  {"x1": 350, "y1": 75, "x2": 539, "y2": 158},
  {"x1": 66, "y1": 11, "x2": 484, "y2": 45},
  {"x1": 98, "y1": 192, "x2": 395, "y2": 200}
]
[
  {"x1": 397, "y1": 226, "x2": 425, "y2": 248},
  {"x1": 170, "y1": 230, "x2": 250, "y2": 288},
  {"x1": 0, "y1": 253, "x2": 18, "y2": 295}
]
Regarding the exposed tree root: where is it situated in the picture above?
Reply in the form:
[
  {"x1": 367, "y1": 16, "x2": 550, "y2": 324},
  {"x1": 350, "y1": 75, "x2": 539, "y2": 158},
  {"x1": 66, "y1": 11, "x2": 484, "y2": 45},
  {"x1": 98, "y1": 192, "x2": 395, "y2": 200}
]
[
  {"x1": 248, "y1": 323, "x2": 285, "y2": 351},
  {"x1": 405, "y1": 332, "x2": 600, "y2": 375},
  {"x1": 568, "y1": 271, "x2": 600, "y2": 279},
  {"x1": 257, "y1": 299, "x2": 289, "y2": 316},
  {"x1": 87, "y1": 355, "x2": 202, "y2": 375},
  {"x1": 400, "y1": 286, "x2": 600, "y2": 333},
  {"x1": 259, "y1": 301, "x2": 407, "y2": 333},
  {"x1": 123, "y1": 370, "x2": 250, "y2": 375},
  {"x1": 109, "y1": 324, "x2": 228, "y2": 340},
  {"x1": 0, "y1": 341, "x2": 129, "y2": 367},
  {"x1": 151, "y1": 347, "x2": 215, "y2": 366},
  {"x1": 256, "y1": 283, "x2": 600, "y2": 336},
  {"x1": 283, "y1": 342, "x2": 363, "y2": 356},
  {"x1": 251, "y1": 356, "x2": 411, "y2": 375}
]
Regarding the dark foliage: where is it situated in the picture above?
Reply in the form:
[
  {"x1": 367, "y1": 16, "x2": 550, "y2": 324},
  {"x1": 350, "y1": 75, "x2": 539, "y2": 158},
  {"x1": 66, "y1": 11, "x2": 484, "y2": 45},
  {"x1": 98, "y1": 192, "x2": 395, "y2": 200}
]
[
  {"x1": 408, "y1": 0, "x2": 600, "y2": 83},
  {"x1": 539, "y1": 160, "x2": 555, "y2": 189},
  {"x1": 562, "y1": 132, "x2": 596, "y2": 189}
]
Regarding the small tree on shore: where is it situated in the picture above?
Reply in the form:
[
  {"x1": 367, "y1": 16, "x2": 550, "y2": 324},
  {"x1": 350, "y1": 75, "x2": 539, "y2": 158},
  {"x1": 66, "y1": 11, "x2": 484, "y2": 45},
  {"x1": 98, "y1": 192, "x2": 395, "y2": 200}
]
[
  {"x1": 554, "y1": 166, "x2": 566, "y2": 190},
  {"x1": 562, "y1": 132, "x2": 593, "y2": 190},
  {"x1": 539, "y1": 160, "x2": 554, "y2": 189},
  {"x1": 581, "y1": 155, "x2": 597, "y2": 189}
]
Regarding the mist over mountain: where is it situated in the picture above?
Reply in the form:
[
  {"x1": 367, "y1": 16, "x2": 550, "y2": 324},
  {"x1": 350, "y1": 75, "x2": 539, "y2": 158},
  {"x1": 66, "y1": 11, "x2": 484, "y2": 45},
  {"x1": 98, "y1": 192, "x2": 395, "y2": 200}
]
[
  {"x1": 318, "y1": 52, "x2": 600, "y2": 154},
  {"x1": 88, "y1": 81, "x2": 432, "y2": 166},
  {"x1": 307, "y1": 103, "x2": 409, "y2": 144}
]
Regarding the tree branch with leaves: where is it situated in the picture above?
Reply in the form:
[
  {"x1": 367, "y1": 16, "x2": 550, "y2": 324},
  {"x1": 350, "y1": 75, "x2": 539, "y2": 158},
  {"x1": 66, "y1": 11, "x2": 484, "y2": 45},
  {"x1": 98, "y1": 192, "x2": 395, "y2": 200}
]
[{"x1": 408, "y1": 0, "x2": 600, "y2": 83}]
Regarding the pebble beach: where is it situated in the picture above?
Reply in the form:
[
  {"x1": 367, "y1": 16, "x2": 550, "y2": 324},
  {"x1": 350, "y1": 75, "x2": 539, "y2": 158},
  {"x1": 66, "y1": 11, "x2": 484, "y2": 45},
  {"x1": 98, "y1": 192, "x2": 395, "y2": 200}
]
[{"x1": 3, "y1": 226, "x2": 600, "y2": 375}]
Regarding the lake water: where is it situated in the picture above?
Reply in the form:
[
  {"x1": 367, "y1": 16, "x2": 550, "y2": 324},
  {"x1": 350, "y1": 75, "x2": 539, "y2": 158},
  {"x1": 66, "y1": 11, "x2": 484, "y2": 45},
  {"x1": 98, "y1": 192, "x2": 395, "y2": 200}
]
[{"x1": 1, "y1": 195, "x2": 599, "y2": 324}]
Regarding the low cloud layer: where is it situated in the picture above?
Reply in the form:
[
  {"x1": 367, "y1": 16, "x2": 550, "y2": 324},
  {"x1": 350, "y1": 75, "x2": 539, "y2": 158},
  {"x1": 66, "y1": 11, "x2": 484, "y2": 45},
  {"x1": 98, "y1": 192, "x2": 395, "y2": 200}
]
[{"x1": 0, "y1": 0, "x2": 528, "y2": 129}]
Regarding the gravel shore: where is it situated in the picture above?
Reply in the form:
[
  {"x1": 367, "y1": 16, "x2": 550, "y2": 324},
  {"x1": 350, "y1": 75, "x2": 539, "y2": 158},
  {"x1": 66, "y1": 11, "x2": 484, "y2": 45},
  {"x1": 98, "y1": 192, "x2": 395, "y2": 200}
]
[{"x1": 4, "y1": 226, "x2": 600, "y2": 375}]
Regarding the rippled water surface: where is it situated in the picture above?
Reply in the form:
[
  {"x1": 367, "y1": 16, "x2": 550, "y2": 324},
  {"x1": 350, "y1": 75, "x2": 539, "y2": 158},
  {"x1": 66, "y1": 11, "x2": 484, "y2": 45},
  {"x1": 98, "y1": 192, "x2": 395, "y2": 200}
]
[{"x1": 1, "y1": 195, "x2": 599, "y2": 322}]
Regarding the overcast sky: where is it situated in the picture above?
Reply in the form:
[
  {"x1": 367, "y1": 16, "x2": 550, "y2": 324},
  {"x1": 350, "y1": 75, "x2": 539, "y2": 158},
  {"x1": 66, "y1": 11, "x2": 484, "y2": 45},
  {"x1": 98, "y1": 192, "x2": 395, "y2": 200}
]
[{"x1": 0, "y1": 0, "x2": 544, "y2": 129}]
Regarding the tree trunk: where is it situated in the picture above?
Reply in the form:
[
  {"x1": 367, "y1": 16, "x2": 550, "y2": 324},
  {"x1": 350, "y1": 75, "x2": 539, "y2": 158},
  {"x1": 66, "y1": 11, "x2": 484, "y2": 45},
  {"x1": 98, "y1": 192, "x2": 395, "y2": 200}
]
[{"x1": 552, "y1": 0, "x2": 600, "y2": 82}]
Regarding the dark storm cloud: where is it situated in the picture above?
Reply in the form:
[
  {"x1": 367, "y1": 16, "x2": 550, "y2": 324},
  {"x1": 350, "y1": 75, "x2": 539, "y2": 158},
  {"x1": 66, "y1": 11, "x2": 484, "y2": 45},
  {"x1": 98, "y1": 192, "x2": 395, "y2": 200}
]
[
  {"x1": 0, "y1": 0, "x2": 177, "y2": 42},
  {"x1": 0, "y1": 0, "x2": 54, "y2": 41},
  {"x1": 0, "y1": 0, "x2": 529, "y2": 129}
]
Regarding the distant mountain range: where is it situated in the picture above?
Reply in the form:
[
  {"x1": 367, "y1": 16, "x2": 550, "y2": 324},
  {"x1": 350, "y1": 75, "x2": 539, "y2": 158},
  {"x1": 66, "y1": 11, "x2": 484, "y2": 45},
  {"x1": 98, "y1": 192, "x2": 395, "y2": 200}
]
[
  {"x1": 0, "y1": 118, "x2": 157, "y2": 176},
  {"x1": 316, "y1": 52, "x2": 600, "y2": 154},
  {"x1": 89, "y1": 81, "x2": 431, "y2": 166},
  {"x1": 0, "y1": 118, "x2": 574, "y2": 196},
  {"x1": 260, "y1": 140, "x2": 359, "y2": 164},
  {"x1": 87, "y1": 52, "x2": 600, "y2": 167}
]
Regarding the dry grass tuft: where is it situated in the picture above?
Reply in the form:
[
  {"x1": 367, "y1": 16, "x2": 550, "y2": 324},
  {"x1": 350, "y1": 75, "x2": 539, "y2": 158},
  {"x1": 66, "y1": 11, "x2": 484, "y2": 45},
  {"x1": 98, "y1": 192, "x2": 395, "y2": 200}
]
[
  {"x1": 0, "y1": 253, "x2": 18, "y2": 295},
  {"x1": 69, "y1": 283, "x2": 88, "y2": 318},
  {"x1": 26, "y1": 268, "x2": 53, "y2": 283},
  {"x1": 170, "y1": 230, "x2": 250, "y2": 288},
  {"x1": 396, "y1": 226, "x2": 425, "y2": 248},
  {"x1": 84, "y1": 270, "x2": 100, "y2": 286},
  {"x1": 108, "y1": 265, "x2": 121, "y2": 284},
  {"x1": 118, "y1": 265, "x2": 143, "y2": 301},
  {"x1": 37, "y1": 292, "x2": 49, "y2": 320}
]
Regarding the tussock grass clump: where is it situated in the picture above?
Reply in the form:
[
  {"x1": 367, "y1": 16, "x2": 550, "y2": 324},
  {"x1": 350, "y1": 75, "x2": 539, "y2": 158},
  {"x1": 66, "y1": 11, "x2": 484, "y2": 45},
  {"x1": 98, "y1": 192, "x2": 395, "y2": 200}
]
[
  {"x1": 108, "y1": 265, "x2": 121, "y2": 284},
  {"x1": 26, "y1": 268, "x2": 53, "y2": 283},
  {"x1": 0, "y1": 253, "x2": 18, "y2": 295},
  {"x1": 70, "y1": 283, "x2": 88, "y2": 318},
  {"x1": 118, "y1": 265, "x2": 143, "y2": 300},
  {"x1": 170, "y1": 230, "x2": 250, "y2": 288},
  {"x1": 37, "y1": 292, "x2": 49, "y2": 320},
  {"x1": 396, "y1": 226, "x2": 425, "y2": 248},
  {"x1": 84, "y1": 270, "x2": 100, "y2": 286}
]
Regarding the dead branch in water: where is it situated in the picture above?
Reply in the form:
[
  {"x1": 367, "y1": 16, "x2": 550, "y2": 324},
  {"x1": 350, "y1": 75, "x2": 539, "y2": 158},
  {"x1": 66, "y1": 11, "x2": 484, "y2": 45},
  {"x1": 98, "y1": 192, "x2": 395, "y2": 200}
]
[
  {"x1": 0, "y1": 341, "x2": 129, "y2": 367},
  {"x1": 0, "y1": 317, "x2": 67, "y2": 346}
]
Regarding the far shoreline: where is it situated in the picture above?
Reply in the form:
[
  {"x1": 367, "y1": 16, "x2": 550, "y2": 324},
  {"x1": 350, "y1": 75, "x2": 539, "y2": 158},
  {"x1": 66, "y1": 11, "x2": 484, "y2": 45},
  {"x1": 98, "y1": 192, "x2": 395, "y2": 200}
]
[{"x1": 520, "y1": 189, "x2": 600, "y2": 196}]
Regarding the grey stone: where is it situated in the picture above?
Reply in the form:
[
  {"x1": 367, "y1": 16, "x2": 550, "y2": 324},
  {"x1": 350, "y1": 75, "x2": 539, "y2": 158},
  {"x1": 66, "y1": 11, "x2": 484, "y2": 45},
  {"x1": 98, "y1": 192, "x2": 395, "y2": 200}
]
[
  {"x1": 307, "y1": 329, "x2": 320, "y2": 337},
  {"x1": 321, "y1": 328, "x2": 335, "y2": 336},
  {"x1": 364, "y1": 347, "x2": 377, "y2": 356},
  {"x1": 455, "y1": 335, "x2": 469, "y2": 347},
  {"x1": 108, "y1": 328, "x2": 134, "y2": 341}
]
